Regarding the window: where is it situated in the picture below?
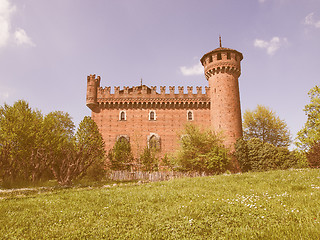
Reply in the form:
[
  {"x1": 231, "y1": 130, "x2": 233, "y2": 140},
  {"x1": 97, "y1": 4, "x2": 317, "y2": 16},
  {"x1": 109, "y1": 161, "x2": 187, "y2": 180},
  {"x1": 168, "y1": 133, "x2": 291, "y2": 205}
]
[
  {"x1": 117, "y1": 135, "x2": 130, "y2": 143},
  {"x1": 149, "y1": 135, "x2": 158, "y2": 149},
  {"x1": 147, "y1": 133, "x2": 161, "y2": 150},
  {"x1": 227, "y1": 52, "x2": 231, "y2": 59},
  {"x1": 149, "y1": 110, "x2": 156, "y2": 121},
  {"x1": 187, "y1": 110, "x2": 193, "y2": 121},
  {"x1": 119, "y1": 110, "x2": 126, "y2": 121},
  {"x1": 217, "y1": 53, "x2": 222, "y2": 60}
]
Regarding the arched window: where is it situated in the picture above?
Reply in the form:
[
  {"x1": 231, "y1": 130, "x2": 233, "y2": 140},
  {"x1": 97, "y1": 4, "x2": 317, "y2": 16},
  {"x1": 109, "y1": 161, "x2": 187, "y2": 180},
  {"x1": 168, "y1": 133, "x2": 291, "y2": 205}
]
[
  {"x1": 187, "y1": 110, "x2": 193, "y2": 121},
  {"x1": 147, "y1": 133, "x2": 160, "y2": 150},
  {"x1": 149, "y1": 110, "x2": 156, "y2": 121},
  {"x1": 119, "y1": 110, "x2": 126, "y2": 121},
  {"x1": 149, "y1": 135, "x2": 157, "y2": 149},
  {"x1": 117, "y1": 135, "x2": 130, "y2": 143}
]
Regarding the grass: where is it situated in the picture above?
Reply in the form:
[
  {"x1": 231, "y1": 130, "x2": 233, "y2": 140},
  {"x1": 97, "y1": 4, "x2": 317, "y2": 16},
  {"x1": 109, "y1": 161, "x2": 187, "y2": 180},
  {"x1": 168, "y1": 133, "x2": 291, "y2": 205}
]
[{"x1": 1, "y1": 169, "x2": 320, "y2": 239}]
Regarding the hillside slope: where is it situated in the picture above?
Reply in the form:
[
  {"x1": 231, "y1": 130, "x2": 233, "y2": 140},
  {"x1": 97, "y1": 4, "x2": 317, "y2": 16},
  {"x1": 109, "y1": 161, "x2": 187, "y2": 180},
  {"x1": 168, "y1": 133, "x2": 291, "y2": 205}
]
[{"x1": 1, "y1": 169, "x2": 320, "y2": 239}]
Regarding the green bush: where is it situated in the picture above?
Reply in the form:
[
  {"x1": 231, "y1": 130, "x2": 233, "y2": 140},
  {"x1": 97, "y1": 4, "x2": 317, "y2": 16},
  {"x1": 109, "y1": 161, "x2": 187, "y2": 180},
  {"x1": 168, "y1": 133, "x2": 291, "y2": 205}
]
[
  {"x1": 306, "y1": 142, "x2": 320, "y2": 168},
  {"x1": 174, "y1": 124, "x2": 230, "y2": 174},
  {"x1": 139, "y1": 147, "x2": 159, "y2": 171},
  {"x1": 235, "y1": 138, "x2": 300, "y2": 172},
  {"x1": 107, "y1": 137, "x2": 134, "y2": 171}
]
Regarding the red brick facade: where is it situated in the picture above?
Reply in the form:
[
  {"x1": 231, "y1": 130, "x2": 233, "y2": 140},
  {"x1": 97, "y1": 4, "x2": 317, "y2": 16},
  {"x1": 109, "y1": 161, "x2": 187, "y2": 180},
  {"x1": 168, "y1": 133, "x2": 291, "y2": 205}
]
[{"x1": 86, "y1": 45, "x2": 243, "y2": 157}]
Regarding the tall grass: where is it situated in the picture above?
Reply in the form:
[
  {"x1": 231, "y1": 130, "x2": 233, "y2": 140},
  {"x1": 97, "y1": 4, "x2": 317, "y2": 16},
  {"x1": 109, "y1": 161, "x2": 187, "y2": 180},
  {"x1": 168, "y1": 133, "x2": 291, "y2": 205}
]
[{"x1": 1, "y1": 169, "x2": 320, "y2": 239}]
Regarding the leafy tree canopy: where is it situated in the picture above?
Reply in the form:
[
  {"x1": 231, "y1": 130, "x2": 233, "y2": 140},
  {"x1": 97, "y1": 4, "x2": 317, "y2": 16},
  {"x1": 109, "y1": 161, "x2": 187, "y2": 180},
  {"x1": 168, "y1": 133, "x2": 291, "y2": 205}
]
[
  {"x1": 296, "y1": 85, "x2": 320, "y2": 150},
  {"x1": 0, "y1": 100, "x2": 43, "y2": 182},
  {"x1": 49, "y1": 114, "x2": 106, "y2": 185},
  {"x1": 243, "y1": 105, "x2": 291, "y2": 147},
  {"x1": 0, "y1": 100, "x2": 106, "y2": 186},
  {"x1": 108, "y1": 137, "x2": 134, "y2": 171},
  {"x1": 174, "y1": 124, "x2": 230, "y2": 174},
  {"x1": 235, "y1": 138, "x2": 302, "y2": 172},
  {"x1": 306, "y1": 142, "x2": 320, "y2": 168},
  {"x1": 139, "y1": 147, "x2": 159, "y2": 172}
]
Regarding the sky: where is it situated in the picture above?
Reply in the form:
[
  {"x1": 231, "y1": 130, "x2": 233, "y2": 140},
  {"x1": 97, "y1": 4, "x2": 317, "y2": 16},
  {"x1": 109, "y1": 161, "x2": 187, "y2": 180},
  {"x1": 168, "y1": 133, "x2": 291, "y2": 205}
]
[{"x1": 0, "y1": 0, "x2": 320, "y2": 146}]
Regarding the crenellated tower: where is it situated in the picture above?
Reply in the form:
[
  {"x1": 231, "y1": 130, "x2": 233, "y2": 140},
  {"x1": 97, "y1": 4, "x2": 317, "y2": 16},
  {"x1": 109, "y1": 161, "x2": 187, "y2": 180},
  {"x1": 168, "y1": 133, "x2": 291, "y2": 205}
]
[
  {"x1": 86, "y1": 74, "x2": 100, "y2": 111},
  {"x1": 200, "y1": 38, "x2": 243, "y2": 149}
]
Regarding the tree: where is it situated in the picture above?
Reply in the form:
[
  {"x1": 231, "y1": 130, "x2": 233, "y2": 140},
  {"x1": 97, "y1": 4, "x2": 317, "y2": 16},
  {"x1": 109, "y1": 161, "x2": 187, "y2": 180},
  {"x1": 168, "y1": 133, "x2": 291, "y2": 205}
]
[
  {"x1": 108, "y1": 137, "x2": 134, "y2": 171},
  {"x1": 0, "y1": 100, "x2": 106, "y2": 186},
  {"x1": 74, "y1": 116, "x2": 106, "y2": 180},
  {"x1": 235, "y1": 138, "x2": 275, "y2": 172},
  {"x1": 42, "y1": 111, "x2": 76, "y2": 185},
  {"x1": 306, "y1": 142, "x2": 320, "y2": 168},
  {"x1": 296, "y1": 85, "x2": 320, "y2": 150},
  {"x1": 49, "y1": 115, "x2": 106, "y2": 185},
  {"x1": 235, "y1": 138, "x2": 300, "y2": 172},
  {"x1": 174, "y1": 124, "x2": 230, "y2": 174},
  {"x1": 0, "y1": 100, "x2": 43, "y2": 184},
  {"x1": 243, "y1": 105, "x2": 291, "y2": 147},
  {"x1": 139, "y1": 147, "x2": 159, "y2": 172}
]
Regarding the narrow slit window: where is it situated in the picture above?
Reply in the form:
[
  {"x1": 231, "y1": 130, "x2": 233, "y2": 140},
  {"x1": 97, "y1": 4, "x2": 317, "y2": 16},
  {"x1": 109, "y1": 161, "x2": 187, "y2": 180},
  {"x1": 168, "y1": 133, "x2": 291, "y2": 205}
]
[
  {"x1": 149, "y1": 110, "x2": 156, "y2": 121},
  {"x1": 217, "y1": 53, "x2": 222, "y2": 60},
  {"x1": 119, "y1": 111, "x2": 126, "y2": 121},
  {"x1": 187, "y1": 110, "x2": 193, "y2": 121},
  {"x1": 227, "y1": 52, "x2": 231, "y2": 59}
]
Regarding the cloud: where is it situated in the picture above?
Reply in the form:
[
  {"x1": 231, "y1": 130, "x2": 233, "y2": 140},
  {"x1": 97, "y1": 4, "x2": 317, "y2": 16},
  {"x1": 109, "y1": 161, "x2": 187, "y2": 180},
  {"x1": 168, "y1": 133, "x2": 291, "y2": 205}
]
[
  {"x1": 0, "y1": 91, "x2": 9, "y2": 100},
  {"x1": 180, "y1": 63, "x2": 203, "y2": 76},
  {"x1": 0, "y1": 85, "x2": 11, "y2": 101},
  {"x1": 254, "y1": 37, "x2": 288, "y2": 55},
  {"x1": 0, "y1": 0, "x2": 16, "y2": 48},
  {"x1": 304, "y1": 12, "x2": 320, "y2": 28},
  {"x1": 0, "y1": 0, "x2": 34, "y2": 48},
  {"x1": 258, "y1": 0, "x2": 266, "y2": 3},
  {"x1": 14, "y1": 28, "x2": 35, "y2": 46}
]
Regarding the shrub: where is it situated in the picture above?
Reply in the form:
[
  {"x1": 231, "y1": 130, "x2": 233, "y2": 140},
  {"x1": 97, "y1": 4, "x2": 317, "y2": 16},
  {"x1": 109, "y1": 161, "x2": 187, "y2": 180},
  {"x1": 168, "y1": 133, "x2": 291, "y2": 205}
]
[
  {"x1": 174, "y1": 124, "x2": 230, "y2": 174},
  {"x1": 139, "y1": 147, "x2": 159, "y2": 172},
  {"x1": 108, "y1": 137, "x2": 134, "y2": 171},
  {"x1": 235, "y1": 138, "x2": 300, "y2": 172},
  {"x1": 306, "y1": 142, "x2": 320, "y2": 168}
]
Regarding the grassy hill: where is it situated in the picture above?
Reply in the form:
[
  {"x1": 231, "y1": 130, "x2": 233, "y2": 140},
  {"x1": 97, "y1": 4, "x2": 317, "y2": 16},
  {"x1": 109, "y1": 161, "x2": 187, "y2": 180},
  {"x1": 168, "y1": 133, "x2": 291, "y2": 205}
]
[{"x1": 1, "y1": 169, "x2": 320, "y2": 239}]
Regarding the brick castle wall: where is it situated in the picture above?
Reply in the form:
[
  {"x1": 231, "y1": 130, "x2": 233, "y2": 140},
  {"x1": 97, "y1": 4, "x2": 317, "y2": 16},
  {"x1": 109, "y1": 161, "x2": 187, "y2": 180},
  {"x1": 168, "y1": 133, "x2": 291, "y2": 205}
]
[
  {"x1": 87, "y1": 75, "x2": 211, "y2": 157},
  {"x1": 92, "y1": 106, "x2": 210, "y2": 157}
]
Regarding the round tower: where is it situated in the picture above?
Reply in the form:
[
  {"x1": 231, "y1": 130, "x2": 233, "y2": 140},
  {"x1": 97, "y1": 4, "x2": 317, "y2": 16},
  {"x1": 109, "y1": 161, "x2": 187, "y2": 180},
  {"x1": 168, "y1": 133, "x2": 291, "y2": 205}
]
[
  {"x1": 200, "y1": 39, "x2": 243, "y2": 149},
  {"x1": 86, "y1": 74, "x2": 100, "y2": 110}
]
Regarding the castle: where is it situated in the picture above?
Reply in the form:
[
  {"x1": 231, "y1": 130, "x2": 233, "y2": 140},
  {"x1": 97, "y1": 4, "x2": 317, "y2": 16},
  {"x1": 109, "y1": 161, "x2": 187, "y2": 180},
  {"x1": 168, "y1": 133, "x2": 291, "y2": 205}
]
[{"x1": 86, "y1": 41, "x2": 243, "y2": 157}]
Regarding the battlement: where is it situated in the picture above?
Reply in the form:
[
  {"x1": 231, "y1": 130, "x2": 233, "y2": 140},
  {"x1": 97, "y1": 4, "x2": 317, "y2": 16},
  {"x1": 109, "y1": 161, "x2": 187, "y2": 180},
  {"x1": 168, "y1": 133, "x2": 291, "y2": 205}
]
[
  {"x1": 97, "y1": 85, "x2": 210, "y2": 99},
  {"x1": 86, "y1": 74, "x2": 100, "y2": 109},
  {"x1": 86, "y1": 75, "x2": 210, "y2": 110},
  {"x1": 201, "y1": 48, "x2": 242, "y2": 80}
]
